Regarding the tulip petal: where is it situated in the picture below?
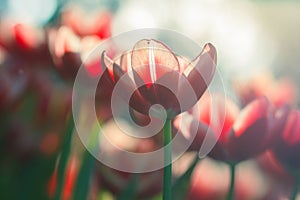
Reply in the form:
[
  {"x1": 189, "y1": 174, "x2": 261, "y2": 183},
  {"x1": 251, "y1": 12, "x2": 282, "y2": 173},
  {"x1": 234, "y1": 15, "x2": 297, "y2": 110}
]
[
  {"x1": 268, "y1": 105, "x2": 290, "y2": 146},
  {"x1": 100, "y1": 51, "x2": 152, "y2": 113},
  {"x1": 173, "y1": 114, "x2": 228, "y2": 161},
  {"x1": 131, "y1": 39, "x2": 180, "y2": 84},
  {"x1": 283, "y1": 110, "x2": 300, "y2": 145},
  {"x1": 233, "y1": 96, "x2": 269, "y2": 137},
  {"x1": 54, "y1": 26, "x2": 81, "y2": 58},
  {"x1": 227, "y1": 97, "x2": 270, "y2": 162},
  {"x1": 101, "y1": 51, "x2": 114, "y2": 74},
  {"x1": 185, "y1": 43, "x2": 217, "y2": 100},
  {"x1": 14, "y1": 23, "x2": 39, "y2": 50},
  {"x1": 155, "y1": 71, "x2": 182, "y2": 116},
  {"x1": 193, "y1": 93, "x2": 240, "y2": 143},
  {"x1": 272, "y1": 109, "x2": 300, "y2": 169}
]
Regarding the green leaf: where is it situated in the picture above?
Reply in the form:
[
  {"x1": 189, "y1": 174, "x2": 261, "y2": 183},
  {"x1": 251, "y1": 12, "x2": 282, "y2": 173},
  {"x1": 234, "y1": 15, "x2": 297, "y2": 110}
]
[
  {"x1": 73, "y1": 119, "x2": 100, "y2": 200},
  {"x1": 53, "y1": 115, "x2": 74, "y2": 200},
  {"x1": 73, "y1": 150, "x2": 95, "y2": 200}
]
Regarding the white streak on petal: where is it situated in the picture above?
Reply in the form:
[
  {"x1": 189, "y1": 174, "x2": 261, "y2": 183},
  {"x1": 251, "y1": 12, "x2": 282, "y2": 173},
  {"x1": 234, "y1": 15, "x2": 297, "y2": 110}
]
[
  {"x1": 149, "y1": 42, "x2": 157, "y2": 82},
  {"x1": 126, "y1": 52, "x2": 135, "y2": 82}
]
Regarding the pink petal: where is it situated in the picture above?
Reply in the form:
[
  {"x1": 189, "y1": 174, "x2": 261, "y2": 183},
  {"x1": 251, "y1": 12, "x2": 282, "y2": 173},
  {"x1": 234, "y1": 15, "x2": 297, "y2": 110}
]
[
  {"x1": 233, "y1": 96, "x2": 269, "y2": 138},
  {"x1": 130, "y1": 39, "x2": 180, "y2": 84},
  {"x1": 185, "y1": 43, "x2": 217, "y2": 100},
  {"x1": 267, "y1": 105, "x2": 291, "y2": 145},
  {"x1": 14, "y1": 23, "x2": 39, "y2": 50},
  {"x1": 227, "y1": 118, "x2": 267, "y2": 162},
  {"x1": 192, "y1": 93, "x2": 239, "y2": 143},
  {"x1": 173, "y1": 113, "x2": 228, "y2": 161},
  {"x1": 227, "y1": 97, "x2": 270, "y2": 161},
  {"x1": 283, "y1": 110, "x2": 300, "y2": 145}
]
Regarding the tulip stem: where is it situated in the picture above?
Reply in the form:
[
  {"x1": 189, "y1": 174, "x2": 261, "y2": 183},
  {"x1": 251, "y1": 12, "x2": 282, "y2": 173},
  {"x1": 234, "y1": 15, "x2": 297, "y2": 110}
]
[
  {"x1": 163, "y1": 119, "x2": 172, "y2": 200},
  {"x1": 227, "y1": 164, "x2": 236, "y2": 200},
  {"x1": 291, "y1": 177, "x2": 300, "y2": 200}
]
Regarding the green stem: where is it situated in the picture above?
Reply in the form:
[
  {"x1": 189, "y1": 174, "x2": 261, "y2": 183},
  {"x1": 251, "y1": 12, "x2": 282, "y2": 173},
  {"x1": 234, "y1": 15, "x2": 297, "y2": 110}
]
[
  {"x1": 163, "y1": 119, "x2": 172, "y2": 200},
  {"x1": 226, "y1": 164, "x2": 236, "y2": 200},
  {"x1": 73, "y1": 151, "x2": 95, "y2": 200},
  {"x1": 291, "y1": 177, "x2": 300, "y2": 200}
]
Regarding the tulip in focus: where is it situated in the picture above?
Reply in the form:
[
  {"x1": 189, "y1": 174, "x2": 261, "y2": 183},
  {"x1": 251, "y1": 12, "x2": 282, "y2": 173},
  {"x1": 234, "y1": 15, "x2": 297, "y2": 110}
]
[{"x1": 101, "y1": 39, "x2": 217, "y2": 118}]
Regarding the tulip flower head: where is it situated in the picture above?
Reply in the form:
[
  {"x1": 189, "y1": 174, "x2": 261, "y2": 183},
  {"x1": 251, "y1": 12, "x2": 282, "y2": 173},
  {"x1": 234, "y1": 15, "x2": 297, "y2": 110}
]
[
  {"x1": 101, "y1": 39, "x2": 217, "y2": 119},
  {"x1": 176, "y1": 95, "x2": 288, "y2": 163}
]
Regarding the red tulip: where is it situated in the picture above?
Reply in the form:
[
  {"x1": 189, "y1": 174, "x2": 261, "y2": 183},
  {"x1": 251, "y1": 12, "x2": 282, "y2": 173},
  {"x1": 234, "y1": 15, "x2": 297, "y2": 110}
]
[
  {"x1": 61, "y1": 6, "x2": 111, "y2": 39},
  {"x1": 13, "y1": 23, "x2": 40, "y2": 50},
  {"x1": 48, "y1": 26, "x2": 82, "y2": 79},
  {"x1": 272, "y1": 109, "x2": 300, "y2": 171},
  {"x1": 226, "y1": 97, "x2": 270, "y2": 162},
  {"x1": 0, "y1": 21, "x2": 42, "y2": 51},
  {"x1": 191, "y1": 93, "x2": 240, "y2": 144},
  {"x1": 0, "y1": 21, "x2": 50, "y2": 62},
  {"x1": 177, "y1": 95, "x2": 287, "y2": 163},
  {"x1": 101, "y1": 39, "x2": 216, "y2": 118}
]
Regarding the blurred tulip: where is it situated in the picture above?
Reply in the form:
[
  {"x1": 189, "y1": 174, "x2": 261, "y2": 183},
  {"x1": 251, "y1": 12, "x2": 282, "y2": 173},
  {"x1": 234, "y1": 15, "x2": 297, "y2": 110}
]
[
  {"x1": 256, "y1": 107, "x2": 294, "y2": 199},
  {"x1": 48, "y1": 27, "x2": 116, "y2": 120},
  {"x1": 177, "y1": 95, "x2": 288, "y2": 163},
  {"x1": 48, "y1": 26, "x2": 112, "y2": 82},
  {"x1": 190, "y1": 93, "x2": 240, "y2": 144},
  {"x1": 61, "y1": 6, "x2": 112, "y2": 39},
  {"x1": 102, "y1": 39, "x2": 217, "y2": 118},
  {"x1": 175, "y1": 95, "x2": 289, "y2": 199},
  {"x1": 0, "y1": 20, "x2": 50, "y2": 61},
  {"x1": 0, "y1": 21, "x2": 40, "y2": 50},
  {"x1": 271, "y1": 109, "x2": 300, "y2": 200},
  {"x1": 225, "y1": 97, "x2": 272, "y2": 162},
  {"x1": 48, "y1": 26, "x2": 82, "y2": 79},
  {"x1": 234, "y1": 70, "x2": 297, "y2": 108},
  {"x1": 272, "y1": 109, "x2": 300, "y2": 171}
]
